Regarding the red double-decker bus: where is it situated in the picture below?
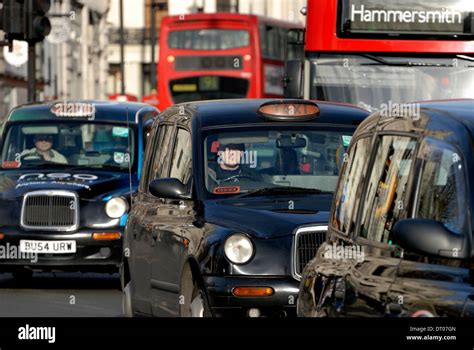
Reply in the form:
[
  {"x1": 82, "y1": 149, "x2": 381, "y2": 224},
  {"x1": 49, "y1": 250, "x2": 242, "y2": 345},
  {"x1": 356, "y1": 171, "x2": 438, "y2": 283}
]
[
  {"x1": 157, "y1": 13, "x2": 302, "y2": 111},
  {"x1": 294, "y1": 0, "x2": 474, "y2": 111}
]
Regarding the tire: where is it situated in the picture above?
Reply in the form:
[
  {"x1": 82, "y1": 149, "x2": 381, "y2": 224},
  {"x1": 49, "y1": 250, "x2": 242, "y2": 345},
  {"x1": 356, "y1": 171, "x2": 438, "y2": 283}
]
[
  {"x1": 12, "y1": 268, "x2": 33, "y2": 287},
  {"x1": 119, "y1": 262, "x2": 127, "y2": 292},
  {"x1": 179, "y1": 264, "x2": 212, "y2": 317},
  {"x1": 189, "y1": 282, "x2": 212, "y2": 317},
  {"x1": 122, "y1": 281, "x2": 134, "y2": 317}
]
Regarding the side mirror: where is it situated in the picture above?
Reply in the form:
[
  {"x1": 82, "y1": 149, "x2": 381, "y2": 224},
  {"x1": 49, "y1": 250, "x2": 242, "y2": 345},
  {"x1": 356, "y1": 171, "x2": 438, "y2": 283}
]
[
  {"x1": 283, "y1": 61, "x2": 304, "y2": 99},
  {"x1": 149, "y1": 178, "x2": 190, "y2": 200},
  {"x1": 392, "y1": 219, "x2": 469, "y2": 259}
]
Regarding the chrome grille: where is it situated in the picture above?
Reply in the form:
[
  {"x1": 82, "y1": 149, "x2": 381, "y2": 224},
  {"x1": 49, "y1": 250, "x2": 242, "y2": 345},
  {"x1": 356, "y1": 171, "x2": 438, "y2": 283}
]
[
  {"x1": 21, "y1": 191, "x2": 79, "y2": 231},
  {"x1": 293, "y1": 226, "x2": 327, "y2": 280}
]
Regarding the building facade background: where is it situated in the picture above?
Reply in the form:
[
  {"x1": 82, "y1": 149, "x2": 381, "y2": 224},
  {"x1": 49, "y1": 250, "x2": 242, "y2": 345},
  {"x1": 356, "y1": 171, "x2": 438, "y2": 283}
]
[
  {"x1": 1, "y1": 0, "x2": 306, "y2": 116},
  {"x1": 0, "y1": 0, "x2": 110, "y2": 119},
  {"x1": 106, "y1": 0, "x2": 307, "y2": 100}
]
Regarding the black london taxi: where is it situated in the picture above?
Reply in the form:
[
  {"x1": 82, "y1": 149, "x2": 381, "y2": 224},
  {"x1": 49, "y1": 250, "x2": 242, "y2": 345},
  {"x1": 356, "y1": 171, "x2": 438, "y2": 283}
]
[
  {"x1": 0, "y1": 100, "x2": 158, "y2": 281},
  {"x1": 298, "y1": 99, "x2": 474, "y2": 317},
  {"x1": 123, "y1": 98, "x2": 369, "y2": 317}
]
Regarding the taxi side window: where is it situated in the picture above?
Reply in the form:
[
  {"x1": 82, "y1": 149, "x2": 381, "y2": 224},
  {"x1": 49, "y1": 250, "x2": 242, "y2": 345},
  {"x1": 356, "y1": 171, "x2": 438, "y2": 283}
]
[
  {"x1": 139, "y1": 121, "x2": 159, "y2": 193},
  {"x1": 359, "y1": 136, "x2": 417, "y2": 243},
  {"x1": 331, "y1": 136, "x2": 372, "y2": 235},
  {"x1": 143, "y1": 124, "x2": 153, "y2": 149},
  {"x1": 148, "y1": 124, "x2": 175, "y2": 184},
  {"x1": 169, "y1": 128, "x2": 192, "y2": 185},
  {"x1": 415, "y1": 138, "x2": 466, "y2": 235}
]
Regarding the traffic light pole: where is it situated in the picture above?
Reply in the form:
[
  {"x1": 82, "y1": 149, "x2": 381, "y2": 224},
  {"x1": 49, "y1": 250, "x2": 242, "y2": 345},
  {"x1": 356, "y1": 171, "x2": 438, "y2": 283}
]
[
  {"x1": 119, "y1": 0, "x2": 126, "y2": 95},
  {"x1": 150, "y1": 1, "x2": 157, "y2": 91},
  {"x1": 27, "y1": 42, "x2": 36, "y2": 102}
]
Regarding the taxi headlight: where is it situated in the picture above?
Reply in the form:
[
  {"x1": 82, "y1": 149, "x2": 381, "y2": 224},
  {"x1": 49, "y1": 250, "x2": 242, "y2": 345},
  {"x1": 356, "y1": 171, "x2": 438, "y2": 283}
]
[
  {"x1": 224, "y1": 233, "x2": 254, "y2": 264},
  {"x1": 105, "y1": 197, "x2": 129, "y2": 219}
]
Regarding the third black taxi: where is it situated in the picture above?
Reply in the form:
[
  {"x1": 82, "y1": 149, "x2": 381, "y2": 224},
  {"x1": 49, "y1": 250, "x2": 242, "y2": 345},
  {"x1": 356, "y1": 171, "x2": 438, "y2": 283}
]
[
  {"x1": 298, "y1": 99, "x2": 474, "y2": 317},
  {"x1": 123, "y1": 98, "x2": 369, "y2": 317}
]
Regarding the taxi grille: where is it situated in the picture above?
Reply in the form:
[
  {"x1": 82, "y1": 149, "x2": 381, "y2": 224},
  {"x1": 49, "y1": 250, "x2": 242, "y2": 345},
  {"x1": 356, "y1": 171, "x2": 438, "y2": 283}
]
[
  {"x1": 293, "y1": 226, "x2": 327, "y2": 280},
  {"x1": 21, "y1": 191, "x2": 79, "y2": 231}
]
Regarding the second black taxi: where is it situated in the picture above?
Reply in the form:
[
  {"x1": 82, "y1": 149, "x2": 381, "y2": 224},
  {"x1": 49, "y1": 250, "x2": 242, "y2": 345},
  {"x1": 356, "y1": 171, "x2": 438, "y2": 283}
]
[{"x1": 123, "y1": 98, "x2": 369, "y2": 317}]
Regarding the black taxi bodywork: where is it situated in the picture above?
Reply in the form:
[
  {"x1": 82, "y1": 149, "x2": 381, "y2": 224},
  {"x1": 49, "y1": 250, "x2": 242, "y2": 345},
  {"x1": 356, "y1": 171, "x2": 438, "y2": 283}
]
[
  {"x1": 298, "y1": 99, "x2": 474, "y2": 317},
  {"x1": 123, "y1": 98, "x2": 369, "y2": 317},
  {"x1": 0, "y1": 101, "x2": 158, "y2": 279}
]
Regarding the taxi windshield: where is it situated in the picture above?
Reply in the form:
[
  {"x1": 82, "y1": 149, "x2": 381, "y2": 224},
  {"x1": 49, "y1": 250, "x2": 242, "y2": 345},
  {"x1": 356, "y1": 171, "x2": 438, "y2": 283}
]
[
  {"x1": 1, "y1": 122, "x2": 135, "y2": 171},
  {"x1": 204, "y1": 126, "x2": 354, "y2": 197}
]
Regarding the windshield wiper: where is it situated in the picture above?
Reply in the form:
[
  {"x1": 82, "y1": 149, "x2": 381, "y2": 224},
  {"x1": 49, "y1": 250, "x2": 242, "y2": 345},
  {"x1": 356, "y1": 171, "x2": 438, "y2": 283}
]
[
  {"x1": 82, "y1": 164, "x2": 127, "y2": 170},
  {"x1": 360, "y1": 54, "x2": 468, "y2": 67},
  {"x1": 18, "y1": 163, "x2": 126, "y2": 172},
  {"x1": 232, "y1": 186, "x2": 332, "y2": 199}
]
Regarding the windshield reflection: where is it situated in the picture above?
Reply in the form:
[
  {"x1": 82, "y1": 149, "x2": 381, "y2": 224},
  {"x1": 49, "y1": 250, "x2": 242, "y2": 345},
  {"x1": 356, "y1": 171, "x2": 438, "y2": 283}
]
[
  {"x1": 1, "y1": 123, "x2": 135, "y2": 171},
  {"x1": 309, "y1": 54, "x2": 474, "y2": 111}
]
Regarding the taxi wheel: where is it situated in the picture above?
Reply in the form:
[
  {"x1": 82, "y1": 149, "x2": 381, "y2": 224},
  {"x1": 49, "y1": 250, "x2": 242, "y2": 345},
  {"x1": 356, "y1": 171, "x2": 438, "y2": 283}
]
[
  {"x1": 122, "y1": 281, "x2": 134, "y2": 317},
  {"x1": 12, "y1": 268, "x2": 33, "y2": 286},
  {"x1": 179, "y1": 264, "x2": 211, "y2": 317},
  {"x1": 189, "y1": 282, "x2": 211, "y2": 317}
]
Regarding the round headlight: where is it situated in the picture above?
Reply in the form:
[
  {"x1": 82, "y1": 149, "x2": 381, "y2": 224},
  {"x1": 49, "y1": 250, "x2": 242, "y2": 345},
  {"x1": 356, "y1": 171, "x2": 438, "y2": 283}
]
[
  {"x1": 105, "y1": 197, "x2": 129, "y2": 219},
  {"x1": 224, "y1": 234, "x2": 254, "y2": 264}
]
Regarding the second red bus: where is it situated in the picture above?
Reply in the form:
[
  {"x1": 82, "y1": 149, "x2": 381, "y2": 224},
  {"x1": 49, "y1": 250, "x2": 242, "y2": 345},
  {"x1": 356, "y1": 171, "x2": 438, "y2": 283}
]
[{"x1": 157, "y1": 13, "x2": 302, "y2": 111}]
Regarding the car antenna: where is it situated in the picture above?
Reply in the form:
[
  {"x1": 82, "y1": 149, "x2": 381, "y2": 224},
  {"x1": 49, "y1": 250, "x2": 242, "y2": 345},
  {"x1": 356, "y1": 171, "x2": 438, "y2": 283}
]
[{"x1": 126, "y1": 107, "x2": 133, "y2": 211}]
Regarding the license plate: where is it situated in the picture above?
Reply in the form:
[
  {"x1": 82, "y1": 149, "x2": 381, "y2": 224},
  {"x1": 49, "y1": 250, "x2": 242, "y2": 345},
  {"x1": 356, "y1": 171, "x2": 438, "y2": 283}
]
[{"x1": 19, "y1": 240, "x2": 76, "y2": 254}]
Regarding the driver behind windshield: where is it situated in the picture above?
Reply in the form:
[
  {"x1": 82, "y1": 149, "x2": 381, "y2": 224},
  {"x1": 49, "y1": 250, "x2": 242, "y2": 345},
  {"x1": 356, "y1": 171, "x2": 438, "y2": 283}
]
[
  {"x1": 216, "y1": 143, "x2": 244, "y2": 179},
  {"x1": 209, "y1": 142, "x2": 260, "y2": 185},
  {"x1": 21, "y1": 134, "x2": 68, "y2": 164}
]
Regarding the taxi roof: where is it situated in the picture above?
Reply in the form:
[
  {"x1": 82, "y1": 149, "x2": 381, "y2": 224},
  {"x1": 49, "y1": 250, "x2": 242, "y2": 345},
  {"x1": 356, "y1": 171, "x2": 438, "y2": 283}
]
[
  {"x1": 6, "y1": 100, "x2": 158, "y2": 124},
  {"x1": 175, "y1": 99, "x2": 370, "y2": 129},
  {"x1": 359, "y1": 99, "x2": 474, "y2": 139}
]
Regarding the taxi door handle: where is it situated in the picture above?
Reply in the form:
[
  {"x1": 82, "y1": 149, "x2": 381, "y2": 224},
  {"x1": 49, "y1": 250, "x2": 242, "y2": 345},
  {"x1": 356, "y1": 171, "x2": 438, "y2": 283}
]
[{"x1": 151, "y1": 226, "x2": 161, "y2": 241}]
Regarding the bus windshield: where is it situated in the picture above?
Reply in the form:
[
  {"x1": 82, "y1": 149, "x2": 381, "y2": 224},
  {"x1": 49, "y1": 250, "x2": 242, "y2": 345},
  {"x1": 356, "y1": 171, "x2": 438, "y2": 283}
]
[
  {"x1": 168, "y1": 29, "x2": 250, "y2": 50},
  {"x1": 309, "y1": 54, "x2": 474, "y2": 111}
]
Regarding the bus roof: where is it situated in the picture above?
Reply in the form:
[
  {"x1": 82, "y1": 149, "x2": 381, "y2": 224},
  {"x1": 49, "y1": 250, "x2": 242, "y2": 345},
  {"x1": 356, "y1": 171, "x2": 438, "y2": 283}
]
[
  {"x1": 163, "y1": 12, "x2": 303, "y2": 28},
  {"x1": 305, "y1": 0, "x2": 474, "y2": 54},
  {"x1": 6, "y1": 100, "x2": 158, "y2": 124}
]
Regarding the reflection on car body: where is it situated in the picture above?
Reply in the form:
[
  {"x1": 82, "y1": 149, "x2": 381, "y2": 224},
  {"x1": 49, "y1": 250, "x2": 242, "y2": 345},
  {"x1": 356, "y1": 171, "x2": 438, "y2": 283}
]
[
  {"x1": 298, "y1": 99, "x2": 474, "y2": 317},
  {"x1": 123, "y1": 98, "x2": 369, "y2": 317}
]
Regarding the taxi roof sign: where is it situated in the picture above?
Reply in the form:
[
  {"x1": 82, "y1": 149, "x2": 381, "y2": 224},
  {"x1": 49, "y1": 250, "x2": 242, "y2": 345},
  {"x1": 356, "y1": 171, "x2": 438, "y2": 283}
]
[
  {"x1": 258, "y1": 101, "x2": 320, "y2": 121},
  {"x1": 51, "y1": 102, "x2": 96, "y2": 118}
]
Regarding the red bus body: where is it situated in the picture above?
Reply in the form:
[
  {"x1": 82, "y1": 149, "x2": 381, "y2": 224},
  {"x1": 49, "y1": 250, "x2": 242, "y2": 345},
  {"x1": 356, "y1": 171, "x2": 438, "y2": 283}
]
[
  {"x1": 306, "y1": 0, "x2": 474, "y2": 54},
  {"x1": 141, "y1": 92, "x2": 160, "y2": 109},
  {"x1": 158, "y1": 13, "x2": 302, "y2": 111},
  {"x1": 108, "y1": 94, "x2": 139, "y2": 102},
  {"x1": 303, "y1": 0, "x2": 474, "y2": 109}
]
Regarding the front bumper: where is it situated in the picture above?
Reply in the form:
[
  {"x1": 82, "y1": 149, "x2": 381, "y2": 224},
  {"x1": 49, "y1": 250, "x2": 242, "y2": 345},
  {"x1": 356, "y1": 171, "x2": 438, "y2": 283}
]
[
  {"x1": 0, "y1": 228, "x2": 122, "y2": 272},
  {"x1": 204, "y1": 276, "x2": 300, "y2": 318}
]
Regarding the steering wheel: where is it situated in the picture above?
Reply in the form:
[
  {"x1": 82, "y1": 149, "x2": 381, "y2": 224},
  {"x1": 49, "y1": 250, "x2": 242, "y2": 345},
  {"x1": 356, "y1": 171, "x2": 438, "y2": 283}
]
[{"x1": 19, "y1": 154, "x2": 46, "y2": 164}]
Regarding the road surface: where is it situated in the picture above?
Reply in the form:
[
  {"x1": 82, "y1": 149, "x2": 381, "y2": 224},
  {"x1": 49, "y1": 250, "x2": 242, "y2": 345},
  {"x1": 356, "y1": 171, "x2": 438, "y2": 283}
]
[{"x1": 0, "y1": 272, "x2": 122, "y2": 317}]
